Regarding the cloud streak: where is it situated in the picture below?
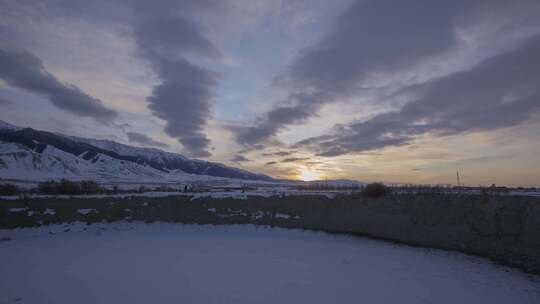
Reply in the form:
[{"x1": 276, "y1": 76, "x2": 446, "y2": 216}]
[
  {"x1": 234, "y1": 91, "x2": 331, "y2": 146},
  {"x1": 281, "y1": 157, "x2": 310, "y2": 163},
  {"x1": 297, "y1": 35, "x2": 540, "y2": 156},
  {"x1": 131, "y1": 2, "x2": 222, "y2": 157},
  {"x1": 262, "y1": 151, "x2": 294, "y2": 157},
  {"x1": 0, "y1": 47, "x2": 117, "y2": 123}
]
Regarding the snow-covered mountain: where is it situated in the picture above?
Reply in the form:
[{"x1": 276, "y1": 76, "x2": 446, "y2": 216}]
[{"x1": 0, "y1": 121, "x2": 273, "y2": 183}]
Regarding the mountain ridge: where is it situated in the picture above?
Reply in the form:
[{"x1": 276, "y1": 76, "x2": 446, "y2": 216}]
[{"x1": 0, "y1": 121, "x2": 273, "y2": 183}]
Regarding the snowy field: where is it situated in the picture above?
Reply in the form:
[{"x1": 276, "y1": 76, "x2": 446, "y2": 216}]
[{"x1": 1, "y1": 223, "x2": 539, "y2": 303}]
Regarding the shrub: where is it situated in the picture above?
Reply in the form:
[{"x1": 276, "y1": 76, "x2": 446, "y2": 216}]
[
  {"x1": 79, "y1": 180, "x2": 103, "y2": 195},
  {"x1": 361, "y1": 182, "x2": 389, "y2": 198},
  {"x1": 37, "y1": 179, "x2": 104, "y2": 195},
  {"x1": 0, "y1": 183, "x2": 20, "y2": 195}
]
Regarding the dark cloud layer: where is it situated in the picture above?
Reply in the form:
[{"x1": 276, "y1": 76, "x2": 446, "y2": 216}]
[
  {"x1": 143, "y1": 57, "x2": 219, "y2": 157},
  {"x1": 134, "y1": 15, "x2": 221, "y2": 61},
  {"x1": 126, "y1": 131, "x2": 169, "y2": 148},
  {"x1": 131, "y1": 2, "x2": 222, "y2": 158},
  {"x1": 288, "y1": 0, "x2": 464, "y2": 92},
  {"x1": 0, "y1": 47, "x2": 117, "y2": 123},
  {"x1": 297, "y1": 35, "x2": 540, "y2": 156}
]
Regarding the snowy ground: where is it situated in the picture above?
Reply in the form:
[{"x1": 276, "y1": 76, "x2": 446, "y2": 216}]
[{"x1": 1, "y1": 223, "x2": 539, "y2": 303}]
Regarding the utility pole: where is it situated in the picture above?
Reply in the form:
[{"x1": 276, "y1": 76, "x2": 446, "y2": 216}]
[{"x1": 456, "y1": 170, "x2": 461, "y2": 187}]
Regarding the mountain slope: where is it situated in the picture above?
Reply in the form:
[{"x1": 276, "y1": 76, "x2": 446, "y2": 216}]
[
  {"x1": 0, "y1": 122, "x2": 273, "y2": 182},
  {"x1": 72, "y1": 136, "x2": 271, "y2": 181}
]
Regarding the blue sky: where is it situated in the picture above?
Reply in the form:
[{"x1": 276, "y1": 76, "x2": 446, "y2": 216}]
[{"x1": 1, "y1": 0, "x2": 540, "y2": 185}]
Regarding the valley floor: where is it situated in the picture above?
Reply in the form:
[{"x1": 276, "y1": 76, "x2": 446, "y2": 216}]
[{"x1": 1, "y1": 223, "x2": 539, "y2": 303}]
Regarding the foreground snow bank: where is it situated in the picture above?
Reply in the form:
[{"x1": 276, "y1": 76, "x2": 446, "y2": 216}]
[{"x1": 0, "y1": 223, "x2": 538, "y2": 304}]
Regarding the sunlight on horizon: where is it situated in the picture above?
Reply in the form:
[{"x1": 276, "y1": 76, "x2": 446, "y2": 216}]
[{"x1": 298, "y1": 166, "x2": 324, "y2": 181}]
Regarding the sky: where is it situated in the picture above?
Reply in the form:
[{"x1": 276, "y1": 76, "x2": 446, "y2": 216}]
[{"x1": 0, "y1": 0, "x2": 539, "y2": 186}]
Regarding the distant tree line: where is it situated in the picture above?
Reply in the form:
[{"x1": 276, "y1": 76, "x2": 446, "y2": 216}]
[
  {"x1": 0, "y1": 183, "x2": 20, "y2": 195},
  {"x1": 0, "y1": 179, "x2": 105, "y2": 196},
  {"x1": 296, "y1": 184, "x2": 362, "y2": 191},
  {"x1": 0, "y1": 180, "x2": 192, "y2": 196},
  {"x1": 0, "y1": 180, "x2": 537, "y2": 197}
]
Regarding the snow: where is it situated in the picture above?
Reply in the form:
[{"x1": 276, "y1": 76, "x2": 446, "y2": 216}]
[
  {"x1": 0, "y1": 223, "x2": 538, "y2": 304},
  {"x1": 8, "y1": 208, "x2": 27, "y2": 212},
  {"x1": 191, "y1": 191, "x2": 251, "y2": 200},
  {"x1": 71, "y1": 136, "x2": 188, "y2": 162},
  {"x1": 0, "y1": 141, "x2": 276, "y2": 184},
  {"x1": 204, "y1": 209, "x2": 299, "y2": 220},
  {"x1": 77, "y1": 208, "x2": 97, "y2": 215},
  {"x1": 252, "y1": 211, "x2": 265, "y2": 219},
  {"x1": 43, "y1": 208, "x2": 56, "y2": 215},
  {"x1": 188, "y1": 189, "x2": 342, "y2": 201}
]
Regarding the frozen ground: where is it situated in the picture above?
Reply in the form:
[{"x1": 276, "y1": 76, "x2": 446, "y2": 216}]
[{"x1": 0, "y1": 223, "x2": 539, "y2": 303}]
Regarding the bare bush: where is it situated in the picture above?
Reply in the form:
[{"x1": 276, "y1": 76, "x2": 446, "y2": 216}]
[{"x1": 361, "y1": 183, "x2": 389, "y2": 198}]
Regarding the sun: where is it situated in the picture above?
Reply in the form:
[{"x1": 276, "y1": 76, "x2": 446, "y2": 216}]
[{"x1": 298, "y1": 167, "x2": 323, "y2": 181}]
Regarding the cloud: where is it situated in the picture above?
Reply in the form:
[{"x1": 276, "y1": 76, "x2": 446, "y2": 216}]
[
  {"x1": 231, "y1": 154, "x2": 250, "y2": 162},
  {"x1": 131, "y1": 3, "x2": 223, "y2": 158},
  {"x1": 234, "y1": 91, "x2": 331, "y2": 146},
  {"x1": 281, "y1": 157, "x2": 310, "y2": 163},
  {"x1": 262, "y1": 151, "x2": 294, "y2": 157},
  {"x1": 134, "y1": 15, "x2": 221, "y2": 61},
  {"x1": 232, "y1": 0, "x2": 474, "y2": 146},
  {"x1": 233, "y1": 0, "x2": 540, "y2": 148},
  {"x1": 265, "y1": 161, "x2": 277, "y2": 166},
  {"x1": 287, "y1": 0, "x2": 464, "y2": 92},
  {"x1": 126, "y1": 131, "x2": 169, "y2": 148},
  {"x1": 296, "y1": 35, "x2": 540, "y2": 156},
  {"x1": 143, "y1": 58, "x2": 219, "y2": 158},
  {"x1": 0, "y1": 47, "x2": 117, "y2": 123}
]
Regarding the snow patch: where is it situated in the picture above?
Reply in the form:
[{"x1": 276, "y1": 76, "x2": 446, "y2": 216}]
[
  {"x1": 77, "y1": 208, "x2": 97, "y2": 215},
  {"x1": 8, "y1": 208, "x2": 27, "y2": 212},
  {"x1": 44, "y1": 209, "x2": 56, "y2": 215}
]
